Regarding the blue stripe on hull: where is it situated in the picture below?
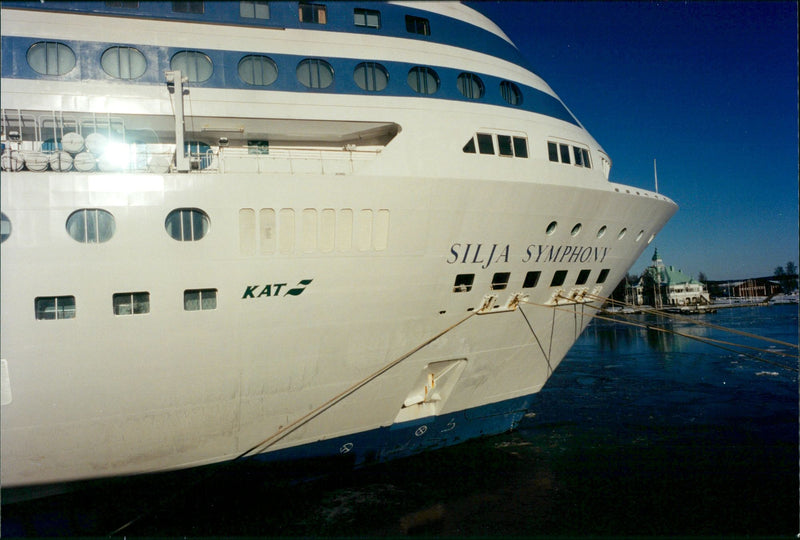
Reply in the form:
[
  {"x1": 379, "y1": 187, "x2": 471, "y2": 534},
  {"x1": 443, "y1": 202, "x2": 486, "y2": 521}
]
[{"x1": 251, "y1": 392, "x2": 537, "y2": 469}]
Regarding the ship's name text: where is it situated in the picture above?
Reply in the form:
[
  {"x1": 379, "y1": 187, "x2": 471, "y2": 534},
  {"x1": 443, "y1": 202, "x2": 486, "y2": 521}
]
[
  {"x1": 242, "y1": 279, "x2": 313, "y2": 299},
  {"x1": 447, "y1": 243, "x2": 610, "y2": 269}
]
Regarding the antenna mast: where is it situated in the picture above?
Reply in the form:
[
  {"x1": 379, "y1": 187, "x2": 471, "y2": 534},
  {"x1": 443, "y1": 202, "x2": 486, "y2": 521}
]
[{"x1": 654, "y1": 158, "x2": 659, "y2": 193}]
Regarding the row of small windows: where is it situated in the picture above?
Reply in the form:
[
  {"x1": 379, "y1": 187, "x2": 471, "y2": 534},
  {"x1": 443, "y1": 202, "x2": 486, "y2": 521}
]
[
  {"x1": 106, "y1": 2, "x2": 424, "y2": 33},
  {"x1": 24, "y1": 40, "x2": 524, "y2": 104},
  {"x1": 34, "y1": 289, "x2": 217, "y2": 319},
  {"x1": 453, "y1": 268, "x2": 611, "y2": 293},
  {"x1": 548, "y1": 141, "x2": 592, "y2": 169},
  {"x1": 463, "y1": 133, "x2": 529, "y2": 158},
  {"x1": 38, "y1": 208, "x2": 208, "y2": 244}
]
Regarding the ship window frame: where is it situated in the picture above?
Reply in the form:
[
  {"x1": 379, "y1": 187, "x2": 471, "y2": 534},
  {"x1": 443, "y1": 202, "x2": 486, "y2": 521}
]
[
  {"x1": 550, "y1": 270, "x2": 568, "y2": 287},
  {"x1": 573, "y1": 146, "x2": 584, "y2": 167},
  {"x1": 453, "y1": 274, "x2": 474, "y2": 293},
  {"x1": 457, "y1": 72, "x2": 484, "y2": 100},
  {"x1": 500, "y1": 80, "x2": 522, "y2": 106},
  {"x1": 240, "y1": 0, "x2": 269, "y2": 19},
  {"x1": 297, "y1": 58, "x2": 334, "y2": 89},
  {"x1": 35, "y1": 296, "x2": 76, "y2": 320},
  {"x1": 238, "y1": 55, "x2": 278, "y2": 86},
  {"x1": 407, "y1": 66, "x2": 439, "y2": 95},
  {"x1": 597, "y1": 268, "x2": 610, "y2": 284},
  {"x1": 547, "y1": 141, "x2": 559, "y2": 162},
  {"x1": 353, "y1": 62, "x2": 388, "y2": 92},
  {"x1": 101, "y1": 46, "x2": 147, "y2": 80},
  {"x1": 299, "y1": 2, "x2": 327, "y2": 24},
  {"x1": 405, "y1": 15, "x2": 430, "y2": 36},
  {"x1": 184, "y1": 288, "x2": 218, "y2": 311},
  {"x1": 26, "y1": 41, "x2": 76, "y2": 76},
  {"x1": 170, "y1": 50, "x2": 213, "y2": 83},
  {"x1": 105, "y1": 1, "x2": 139, "y2": 8},
  {"x1": 0, "y1": 213, "x2": 11, "y2": 243},
  {"x1": 491, "y1": 272, "x2": 511, "y2": 291},
  {"x1": 559, "y1": 144, "x2": 571, "y2": 164},
  {"x1": 113, "y1": 292, "x2": 150, "y2": 316},
  {"x1": 476, "y1": 133, "x2": 494, "y2": 155},
  {"x1": 66, "y1": 208, "x2": 116, "y2": 243},
  {"x1": 582, "y1": 148, "x2": 592, "y2": 168},
  {"x1": 354, "y1": 7, "x2": 380, "y2": 28},
  {"x1": 576, "y1": 269, "x2": 591, "y2": 285},
  {"x1": 497, "y1": 135, "x2": 513, "y2": 157},
  {"x1": 172, "y1": 1, "x2": 204, "y2": 14},
  {"x1": 462, "y1": 137, "x2": 476, "y2": 154},
  {"x1": 523, "y1": 271, "x2": 541, "y2": 288},
  {"x1": 165, "y1": 208, "x2": 210, "y2": 242},
  {"x1": 513, "y1": 137, "x2": 528, "y2": 158}
]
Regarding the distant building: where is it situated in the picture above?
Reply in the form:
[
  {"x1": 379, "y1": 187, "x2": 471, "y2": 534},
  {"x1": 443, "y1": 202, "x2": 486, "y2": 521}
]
[
  {"x1": 632, "y1": 249, "x2": 710, "y2": 307},
  {"x1": 706, "y1": 278, "x2": 784, "y2": 299}
]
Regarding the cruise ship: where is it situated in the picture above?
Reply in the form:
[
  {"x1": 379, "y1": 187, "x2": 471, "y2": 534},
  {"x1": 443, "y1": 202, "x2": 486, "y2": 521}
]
[{"x1": 0, "y1": 1, "x2": 677, "y2": 491}]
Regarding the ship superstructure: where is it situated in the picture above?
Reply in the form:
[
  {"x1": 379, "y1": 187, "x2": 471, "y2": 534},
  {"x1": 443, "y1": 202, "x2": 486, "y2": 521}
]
[{"x1": 0, "y1": 1, "x2": 677, "y2": 489}]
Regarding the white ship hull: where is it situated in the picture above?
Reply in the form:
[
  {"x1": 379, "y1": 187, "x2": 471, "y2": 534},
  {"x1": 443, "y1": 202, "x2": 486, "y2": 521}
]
[{"x1": 0, "y1": 1, "x2": 677, "y2": 489}]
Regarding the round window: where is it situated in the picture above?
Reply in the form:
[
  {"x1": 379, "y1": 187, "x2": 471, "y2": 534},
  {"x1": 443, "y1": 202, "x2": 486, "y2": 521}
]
[
  {"x1": 101, "y1": 46, "x2": 147, "y2": 79},
  {"x1": 296, "y1": 59, "x2": 334, "y2": 89},
  {"x1": 457, "y1": 72, "x2": 484, "y2": 99},
  {"x1": 170, "y1": 50, "x2": 213, "y2": 82},
  {"x1": 66, "y1": 209, "x2": 116, "y2": 243},
  {"x1": 1, "y1": 212, "x2": 11, "y2": 243},
  {"x1": 27, "y1": 41, "x2": 76, "y2": 76},
  {"x1": 354, "y1": 62, "x2": 388, "y2": 92},
  {"x1": 500, "y1": 80, "x2": 522, "y2": 106},
  {"x1": 165, "y1": 208, "x2": 210, "y2": 241},
  {"x1": 407, "y1": 66, "x2": 439, "y2": 95},
  {"x1": 238, "y1": 55, "x2": 278, "y2": 86}
]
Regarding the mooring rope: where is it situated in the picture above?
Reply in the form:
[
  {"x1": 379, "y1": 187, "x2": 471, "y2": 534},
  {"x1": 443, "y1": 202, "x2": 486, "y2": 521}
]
[{"x1": 109, "y1": 310, "x2": 476, "y2": 535}]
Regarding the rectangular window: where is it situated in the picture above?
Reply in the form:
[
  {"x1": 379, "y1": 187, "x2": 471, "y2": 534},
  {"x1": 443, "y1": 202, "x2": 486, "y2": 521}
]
[
  {"x1": 405, "y1": 15, "x2": 430, "y2": 35},
  {"x1": 354, "y1": 8, "x2": 380, "y2": 28},
  {"x1": 547, "y1": 141, "x2": 559, "y2": 162},
  {"x1": 497, "y1": 135, "x2": 513, "y2": 157},
  {"x1": 550, "y1": 270, "x2": 567, "y2": 287},
  {"x1": 172, "y1": 1, "x2": 203, "y2": 13},
  {"x1": 523, "y1": 271, "x2": 541, "y2": 288},
  {"x1": 597, "y1": 268, "x2": 610, "y2": 284},
  {"x1": 35, "y1": 296, "x2": 76, "y2": 320},
  {"x1": 113, "y1": 292, "x2": 150, "y2": 315},
  {"x1": 240, "y1": 1, "x2": 269, "y2": 19},
  {"x1": 559, "y1": 144, "x2": 571, "y2": 164},
  {"x1": 513, "y1": 137, "x2": 528, "y2": 158},
  {"x1": 248, "y1": 140, "x2": 269, "y2": 155},
  {"x1": 491, "y1": 272, "x2": 511, "y2": 290},
  {"x1": 453, "y1": 274, "x2": 474, "y2": 293},
  {"x1": 581, "y1": 148, "x2": 591, "y2": 168},
  {"x1": 106, "y1": 1, "x2": 139, "y2": 7},
  {"x1": 573, "y1": 146, "x2": 584, "y2": 167},
  {"x1": 299, "y1": 2, "x2": 327, "y2": 23},
  {"x1": 576, "y1": 269, "x2": 591, "y2": 285},
  {"x1": 184, "y1": 289, "x2": 217, "y2": 311},
  {"x1": 477, "y1": 133, "x2": 494, "y2": 155}
]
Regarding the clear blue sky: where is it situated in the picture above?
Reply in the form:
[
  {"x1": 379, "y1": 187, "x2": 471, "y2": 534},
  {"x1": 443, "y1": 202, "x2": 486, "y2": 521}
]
[{"x1": 474, "y1": 1, "x2": 798, "y2": 281}]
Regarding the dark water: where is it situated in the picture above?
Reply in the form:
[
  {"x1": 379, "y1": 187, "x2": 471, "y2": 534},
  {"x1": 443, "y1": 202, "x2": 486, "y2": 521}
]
[{"x1": 3, "y1": 304, "x2": 797, "y2": 537}]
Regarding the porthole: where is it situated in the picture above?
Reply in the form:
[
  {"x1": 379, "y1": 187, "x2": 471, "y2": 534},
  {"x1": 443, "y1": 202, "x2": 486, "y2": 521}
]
[
  {"x1": 354, "y1": 62, "x2": 388, "y2": 92},
  {"x1": 635, "y1": 230, "x2": 644, "y2": 242},
  {"x1": 457, "y1": 72, "x2": 484, "y2": 99},
  {"x1": 27, "y1": 41, "x2": 76, "y2": 76},
  {"x1": 596, "y1": 225, "x2": 607, "y2": 239},
  {"x1": 165, "y1": 208, "x2": 210, "y2": 241},
  {"x1": 66, "y1": 209, "x2": 116, "y2": 243},
  {"x1": 407, "y1": 66, "x2": 439, "y2": 95},
  {"x1": 297, "y1": 58, "x2": 334, "y2": 89},
  {"x1": 101, "y1": 46, "x2": 147, "y2": 79},
  {"x1": 617, "y1": 228, "x2": 627, "y2": 240},
  {"x1": 545, "y1": 221, "x2": 557, "y2": 235},
  {"x1": 170, "y1": 50, "x2": 213, "y2": 82},
  {"x1": 1, "y1": 213, "x2": 11, "y2": 243},
  {"x1": 570, "y1": 223, "x2": 582, "y2": 237},
  {"x1": 500, "y1": 80, "x2": 522, "y2": 106},
  {"x1": 238, "y1": 55, "x2": 278, "y2": 86}
]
